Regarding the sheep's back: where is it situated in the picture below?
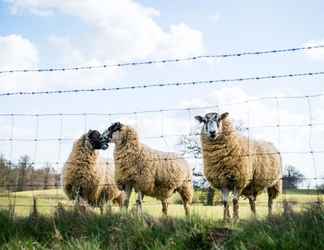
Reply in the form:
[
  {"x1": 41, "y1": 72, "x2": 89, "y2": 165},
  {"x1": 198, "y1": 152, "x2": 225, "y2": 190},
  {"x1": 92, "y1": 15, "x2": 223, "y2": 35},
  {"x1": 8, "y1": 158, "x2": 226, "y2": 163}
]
[{"x1": 135, "y1": 145, "x2": 192, "y2": 199}]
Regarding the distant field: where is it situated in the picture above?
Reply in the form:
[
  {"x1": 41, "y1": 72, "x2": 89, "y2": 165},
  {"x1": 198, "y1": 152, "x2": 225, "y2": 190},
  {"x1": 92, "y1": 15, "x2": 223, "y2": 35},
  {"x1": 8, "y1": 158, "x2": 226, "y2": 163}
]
[{"x1": 0, "y1": 188, "x2": 322, "y2": 219}]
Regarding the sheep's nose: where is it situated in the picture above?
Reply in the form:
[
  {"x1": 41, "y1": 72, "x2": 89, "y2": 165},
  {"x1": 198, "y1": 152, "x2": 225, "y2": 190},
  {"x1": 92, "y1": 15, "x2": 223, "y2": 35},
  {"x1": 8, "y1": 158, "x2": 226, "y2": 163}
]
[{"x1": 209, "y1": 131, "x2": 216, "y2": 137}]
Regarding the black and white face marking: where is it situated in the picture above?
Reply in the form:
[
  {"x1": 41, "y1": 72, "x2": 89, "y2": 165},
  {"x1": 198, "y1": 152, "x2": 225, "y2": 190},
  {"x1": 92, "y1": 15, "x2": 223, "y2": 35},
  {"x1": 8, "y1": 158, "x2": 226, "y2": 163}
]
[
  {"x1": 102, "y1": 122, "x2": 123, "y2": 143},
  {"x1": 195, "y1": 112, "x2": 230, "y2": 139},
  {"x1": 87, "y1": 130, "x2": 108, "y2": 150},
  {"x1": 195, "y1": 112, "x2": 219, "y2": 139}
]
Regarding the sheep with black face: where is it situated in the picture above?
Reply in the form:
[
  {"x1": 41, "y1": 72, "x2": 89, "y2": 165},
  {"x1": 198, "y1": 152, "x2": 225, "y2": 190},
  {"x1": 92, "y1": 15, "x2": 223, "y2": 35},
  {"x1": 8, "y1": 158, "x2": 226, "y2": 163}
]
[
  {"x1": 63, "y1": 130, "x2": 124, "y2": 211},
  {"x1": 195, "y1": 112, "x2": 282, "y2": 221},
  {"x1": 101, "y1": 122, "x2": 193, "y2": 216}
]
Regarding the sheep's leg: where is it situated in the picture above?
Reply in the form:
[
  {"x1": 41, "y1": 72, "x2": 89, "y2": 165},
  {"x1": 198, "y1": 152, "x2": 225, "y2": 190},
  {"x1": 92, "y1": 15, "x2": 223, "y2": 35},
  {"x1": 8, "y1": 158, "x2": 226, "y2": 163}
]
[
  {"x1": 114, "y1": 193, "x2": 124, "y2": 209},
  {"x1": 183, "y1": 200, "x2": 190, "y2": 217},
  {"x1": 106, "y1": 199, "x2": 112, "y2": 214},
  {"x1": 74, "y1": 186, "x2": 81, "y2": 209},
  {"x1": 222, "y1": 187, "x2": 230, "y2": 222},
  {"x1": 267, "y1": 186, "x2": 278, "y2": 216},
  {"x1": 99, "y1": 203, "x2": 104, "y2": 215},
  {"x1": 161, "y1": 200, "x2": 168, "y2": 216},
  {"x1": 136, "y1": 191, "x2": 143, "y2": 216},
  {"x1": 232, "y1": 188, "x2": 239, "y2": 222},
  {"x1": 124, "y1": 185, "x2": 133, "y2": 211},
  {"x1": 177, "y1": 182, "x2": 193, "y2": 217},
  {"x1": 248, "y1": 195, "x2": 256, "y2": 216}
]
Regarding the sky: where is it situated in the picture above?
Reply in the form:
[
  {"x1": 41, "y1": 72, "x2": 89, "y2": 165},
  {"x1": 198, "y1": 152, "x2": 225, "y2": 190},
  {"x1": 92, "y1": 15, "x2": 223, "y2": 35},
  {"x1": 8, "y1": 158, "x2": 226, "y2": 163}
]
[{"x1": 0, "y1": 0, "x2": 324, "y2": 187}]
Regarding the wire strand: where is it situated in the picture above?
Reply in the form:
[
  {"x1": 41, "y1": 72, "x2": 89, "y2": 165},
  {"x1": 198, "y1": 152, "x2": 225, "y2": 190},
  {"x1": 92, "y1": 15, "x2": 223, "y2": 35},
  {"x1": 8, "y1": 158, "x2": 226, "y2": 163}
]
[
  {"x1": 1, "y1": 45, "x2": 323, "y2": 75},
  {"x1": 1, "y1": 71, "x2": 324, "y2": 97}
]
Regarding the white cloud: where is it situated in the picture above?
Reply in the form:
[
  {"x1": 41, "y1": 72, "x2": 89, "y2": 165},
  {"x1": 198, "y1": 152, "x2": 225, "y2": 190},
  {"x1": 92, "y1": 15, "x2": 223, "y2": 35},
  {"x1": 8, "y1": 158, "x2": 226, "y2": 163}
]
[
  {"x1": 0, "y1": 34, "x2": 39, "y2": 70},
  {"x1": 7, "y1": 0, "x2": 205, "y2": 61},
  {"x1": 3, "y1": 0, "x2": 205, "y2": 90},
  {"x1": 0, "y1": 34, "x2": 43, "y2": 91},
  {"x1": 304, "y1": 40, "x2": 324, "y2": 61}
]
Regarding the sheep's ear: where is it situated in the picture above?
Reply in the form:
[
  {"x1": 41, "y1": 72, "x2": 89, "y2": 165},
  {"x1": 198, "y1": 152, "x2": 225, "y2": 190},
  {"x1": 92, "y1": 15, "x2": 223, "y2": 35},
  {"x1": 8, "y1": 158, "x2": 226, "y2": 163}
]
[
  {"x1": 114, "y1": 122, "x2": 122, "y2": 130},
  {"x1": 210, "y1": 113, "x2": 218, "y2": 120},
  {"x1": 195, "y1": 115, "x2": 205, "y2": 123},
  {"x1": 219, "y1": 112, "x2": 229, "y2": 121}
]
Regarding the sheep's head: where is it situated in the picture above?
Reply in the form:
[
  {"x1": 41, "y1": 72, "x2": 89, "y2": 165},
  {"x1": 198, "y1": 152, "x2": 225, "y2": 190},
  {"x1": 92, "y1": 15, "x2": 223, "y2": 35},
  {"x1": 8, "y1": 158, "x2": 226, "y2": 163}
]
[
  {"x1": 102, "y1": 122, "x2": 124, "y2": 144},
  {"x1": 195, "y1": 112, "x2": 229, "y2": 139},
  {"x1": 85, "y1": 130, "x2": 109, "y2": 150}
]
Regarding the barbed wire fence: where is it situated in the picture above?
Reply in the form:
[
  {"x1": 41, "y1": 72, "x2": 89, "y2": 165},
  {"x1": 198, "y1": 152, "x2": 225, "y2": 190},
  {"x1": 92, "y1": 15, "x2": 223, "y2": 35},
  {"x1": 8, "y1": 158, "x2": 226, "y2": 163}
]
[{"x1": 0, "y1": 45, "x2": 324, "y2": 219}]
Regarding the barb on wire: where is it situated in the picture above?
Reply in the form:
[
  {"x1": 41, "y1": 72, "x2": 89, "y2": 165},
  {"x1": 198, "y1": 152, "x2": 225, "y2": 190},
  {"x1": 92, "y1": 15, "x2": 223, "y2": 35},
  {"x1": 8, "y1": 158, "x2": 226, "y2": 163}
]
[
  {"x1": 1, "y1": 71, "x2": 324, "y2": 97},
  {"x1": 0, "y1": 45, "x2": 324, "y2": 74},
  {"x1": 0, "y1": 45, "x2": 323, "y2": 75}
]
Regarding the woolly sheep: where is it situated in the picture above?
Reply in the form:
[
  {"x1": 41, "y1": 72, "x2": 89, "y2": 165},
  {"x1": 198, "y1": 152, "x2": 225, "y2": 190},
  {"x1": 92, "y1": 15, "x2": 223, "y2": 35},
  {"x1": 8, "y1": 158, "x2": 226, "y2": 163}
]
[
  {"x1": 101, "y1": 122, "x2": 193, "y2": 216},
  {"x1": 195, "y1": 112, "x2": 282, "y2": 221},
  {"x1": 63, "y1": 130, "x2": 124, "y2": 211}
]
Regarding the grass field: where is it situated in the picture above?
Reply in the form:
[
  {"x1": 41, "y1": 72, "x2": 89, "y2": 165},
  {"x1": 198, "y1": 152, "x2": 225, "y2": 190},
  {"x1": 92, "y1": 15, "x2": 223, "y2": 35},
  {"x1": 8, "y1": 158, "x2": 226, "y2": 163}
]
[
  {"x1": 0, "y1": 188, "x2": 323, "y2": 219},
  {"x1": 0, "y1": 200, "x2": 323, "y2": 249},
  {"x1": 0, "y1": 189, "x2": 323, "y2": 249}
]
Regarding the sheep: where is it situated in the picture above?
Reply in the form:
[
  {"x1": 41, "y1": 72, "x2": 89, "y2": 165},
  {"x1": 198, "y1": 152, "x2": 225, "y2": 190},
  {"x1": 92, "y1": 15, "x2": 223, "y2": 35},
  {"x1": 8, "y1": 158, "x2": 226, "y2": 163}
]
[
  {"x1": 101, "y1": 122, "x2": 193, "y2": 216},
  {"x1": 195, "y1": 112, "x2": 282, "y2": 221},
  {"x1": 63, "y1": 130, "x2": 124, "y2": 212}
]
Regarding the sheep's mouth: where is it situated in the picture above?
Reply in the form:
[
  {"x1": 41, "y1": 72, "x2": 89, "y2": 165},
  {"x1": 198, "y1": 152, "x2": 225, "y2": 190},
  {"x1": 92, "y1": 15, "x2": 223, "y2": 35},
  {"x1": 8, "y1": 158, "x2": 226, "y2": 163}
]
[
  {"x1": 101, "y1": 130, "x2": 112, "y2": 144},
  {"x1": 208, "y1": 133, "x2": 217, "y2": 139},
  {"x1": 90, "y1": 139, "x2": 108, "y2": 150},
  {"x1": 87, "y1": 130, "x2": 109, "y2": 150},
  {"x1": 100, "y1": 141, "x2": 109, "y2": 150}
]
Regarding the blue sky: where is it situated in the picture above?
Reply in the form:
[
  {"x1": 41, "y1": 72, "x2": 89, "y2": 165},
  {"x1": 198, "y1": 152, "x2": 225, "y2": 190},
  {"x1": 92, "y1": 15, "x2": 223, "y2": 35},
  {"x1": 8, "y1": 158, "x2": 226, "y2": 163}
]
[{"x1": 0, "y1": 0, "x2": 324, "y2": 186}]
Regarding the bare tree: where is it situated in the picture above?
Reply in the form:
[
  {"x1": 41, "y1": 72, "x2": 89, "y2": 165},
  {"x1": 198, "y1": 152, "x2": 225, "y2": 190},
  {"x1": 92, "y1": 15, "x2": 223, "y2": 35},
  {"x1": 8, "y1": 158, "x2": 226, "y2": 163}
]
[
  {"x1": 16, "y1": 155, "x2": 33, "y2": 191},
  {"x1": 283, "y1": 165, "x2": 304, "y2": 190}
]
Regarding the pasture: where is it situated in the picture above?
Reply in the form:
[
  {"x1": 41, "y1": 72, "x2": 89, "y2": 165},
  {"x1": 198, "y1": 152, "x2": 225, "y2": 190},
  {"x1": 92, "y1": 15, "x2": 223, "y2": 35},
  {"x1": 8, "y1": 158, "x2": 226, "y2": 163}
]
[
  {"x1": 0, "y1": 189, "x2": 323, "y2": 249},
  {"x1": 0, "y1": 188, "x2": 322, "y2": 218}
]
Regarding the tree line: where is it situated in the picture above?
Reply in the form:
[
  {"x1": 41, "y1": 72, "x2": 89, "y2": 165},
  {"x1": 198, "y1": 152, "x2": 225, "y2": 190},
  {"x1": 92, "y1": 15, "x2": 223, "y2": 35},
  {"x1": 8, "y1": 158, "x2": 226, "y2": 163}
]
[{"x1": 0, "y1": 154, "x2": 61, "y2": 192}]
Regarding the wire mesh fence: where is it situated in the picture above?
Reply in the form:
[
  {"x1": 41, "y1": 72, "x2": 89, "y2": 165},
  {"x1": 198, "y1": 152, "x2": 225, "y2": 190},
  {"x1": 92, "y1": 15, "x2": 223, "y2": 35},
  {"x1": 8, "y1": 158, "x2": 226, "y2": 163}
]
[
  {"x1": 1, "y1": 45, "x2": 324, "y2": 220},
  {"x1": 1, "y1": 92, "x2": 324, "y2": 219}
]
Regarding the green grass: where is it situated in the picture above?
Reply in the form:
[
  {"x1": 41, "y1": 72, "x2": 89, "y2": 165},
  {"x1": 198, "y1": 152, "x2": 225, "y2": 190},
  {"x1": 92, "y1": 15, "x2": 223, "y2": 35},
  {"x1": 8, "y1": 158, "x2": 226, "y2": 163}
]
[
  {"x1": 224, "y1": 204, "x2": 324, "y2": 250},
  {"x1": 0, "y1": 189, "x2": 323, "y2": 249},
  {"x1": 0, "y1": 203, "x2": 324, "y2": 249},
  {"x1": 0, "y1": 189, "x2": 323, "y2": 219}
]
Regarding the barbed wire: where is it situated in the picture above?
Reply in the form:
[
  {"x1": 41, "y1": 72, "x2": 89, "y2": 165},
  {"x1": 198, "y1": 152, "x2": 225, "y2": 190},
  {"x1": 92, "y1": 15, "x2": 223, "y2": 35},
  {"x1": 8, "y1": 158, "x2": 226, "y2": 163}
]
[
  {"x1": 0, "y1": 45, "x2": 323, "y2": 75},
  {"x1": 1, "y1": 71, "x2": 324, "y2": 97}
]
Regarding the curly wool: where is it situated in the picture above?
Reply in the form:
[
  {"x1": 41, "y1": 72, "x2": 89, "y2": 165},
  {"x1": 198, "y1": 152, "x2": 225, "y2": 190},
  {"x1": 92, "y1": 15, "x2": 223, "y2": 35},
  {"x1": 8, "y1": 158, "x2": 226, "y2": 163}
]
[
  {"x1": 201, "y1": 116, "x2": 282, "y2": 198},
  {"x1": 114, "y1": 125, "x2": 193, "y2": 201},
  {"x1": 63, "y1": 133, "x2": 123, "y2": 207}
]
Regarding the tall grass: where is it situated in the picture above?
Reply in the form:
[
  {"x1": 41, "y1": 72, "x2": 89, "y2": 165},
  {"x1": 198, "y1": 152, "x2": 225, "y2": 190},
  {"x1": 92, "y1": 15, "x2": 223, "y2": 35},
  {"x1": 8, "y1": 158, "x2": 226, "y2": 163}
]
[
  {"x1": 225, "y1": 203, "x2": 324, "y2": 250},
  {"x1": 0, "y1": 204, "x2": 323, "y2": 249}
]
